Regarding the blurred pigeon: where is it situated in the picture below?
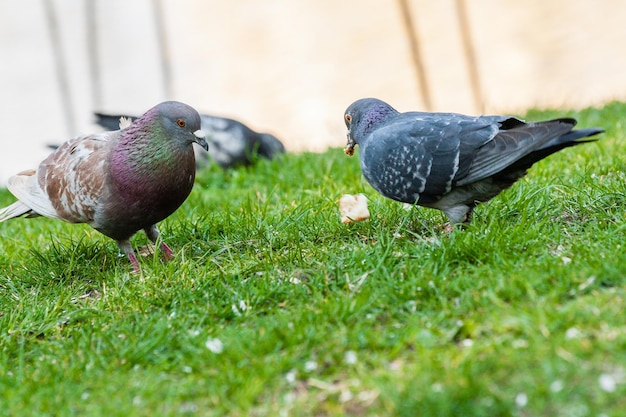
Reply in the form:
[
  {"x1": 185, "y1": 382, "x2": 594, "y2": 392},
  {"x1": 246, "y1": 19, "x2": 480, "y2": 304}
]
[
  {"x1": 0, "y1": 101, "x2": 207, "y2": 271},
  {"x1": 95, "y1": 112, "x2": 285, "y2": 169},
  {"x1": 343, "y1": 98, "x2": 603, "y2": 224}
]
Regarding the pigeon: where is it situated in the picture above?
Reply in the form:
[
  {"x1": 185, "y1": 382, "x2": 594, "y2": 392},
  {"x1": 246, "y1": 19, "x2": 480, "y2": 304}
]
[
  {"x1": 0, "y1": 101, "x2": 208, "y2": 271},
  {"x1": 94, "y1": 112, "x2": 285, "y2": 169},
  {"x1": 343, "y1": 98, "x2": 604, "y2": 224}
]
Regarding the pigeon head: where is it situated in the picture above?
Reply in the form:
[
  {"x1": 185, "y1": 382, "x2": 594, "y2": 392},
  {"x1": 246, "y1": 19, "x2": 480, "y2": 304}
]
[
  {"x1": 343, "y1": 98, "x2": 398, "y2": 156},
  {"x1": 109, "y1": 101, "x2": 208, "y2": 201},
  {"x1": 150, "y1": 101, "x2": 208, "y2": 151}
]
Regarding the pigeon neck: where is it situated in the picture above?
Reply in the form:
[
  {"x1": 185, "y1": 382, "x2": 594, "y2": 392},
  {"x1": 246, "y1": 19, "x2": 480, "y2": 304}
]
[
  {"x1": 109, "y1": 123, "x2": 195, "y2": 201},
  {"x1": 358, "y1": 105, "x2": 397, "y2": 139}
]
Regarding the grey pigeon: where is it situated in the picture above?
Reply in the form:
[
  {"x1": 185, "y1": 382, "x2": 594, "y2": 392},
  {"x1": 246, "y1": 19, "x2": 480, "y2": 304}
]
[
  {"x1": 343, "y1": 98, "x2": 604, "y2": 224},
  {"x1": 95, "y1": 112, "x2": 285, "y2": 169},
  {"x1": 0, "y1": 101, "x2": 208, "y2": 271}
]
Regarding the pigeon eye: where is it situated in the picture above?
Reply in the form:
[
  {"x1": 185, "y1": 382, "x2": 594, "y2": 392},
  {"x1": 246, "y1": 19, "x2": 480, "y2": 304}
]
[
  {"x1": 345, "y1": 114, "x2": 352, "y2": 123},
  {"x1": 176, "y1": 119, "x2": 186, "y2": 127}
]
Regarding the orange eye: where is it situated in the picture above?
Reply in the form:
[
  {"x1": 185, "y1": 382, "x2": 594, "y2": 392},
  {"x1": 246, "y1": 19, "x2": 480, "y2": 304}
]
[
  {"x1": 345, "y1": 114, "x2": 352, "y2": 123},
  {"x1": 177, "y1": 119, "x2": 186, "y2": 127}
]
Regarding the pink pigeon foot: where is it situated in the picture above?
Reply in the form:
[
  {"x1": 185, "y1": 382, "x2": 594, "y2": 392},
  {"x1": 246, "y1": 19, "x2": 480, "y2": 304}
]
[{"x1": 160, "y1": 242, "x2": 174, "y2": 260}]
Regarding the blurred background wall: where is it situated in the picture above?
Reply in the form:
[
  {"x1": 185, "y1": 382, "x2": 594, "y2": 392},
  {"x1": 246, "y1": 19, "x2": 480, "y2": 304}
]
[{"x1": 1, "y1": 0, "x2": 625, "y2": 184}]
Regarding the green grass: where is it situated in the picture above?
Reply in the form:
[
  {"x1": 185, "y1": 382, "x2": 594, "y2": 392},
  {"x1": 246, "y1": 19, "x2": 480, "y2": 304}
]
[{"x1": 1, "y1": 101, "x2": 626, "y2": 416}]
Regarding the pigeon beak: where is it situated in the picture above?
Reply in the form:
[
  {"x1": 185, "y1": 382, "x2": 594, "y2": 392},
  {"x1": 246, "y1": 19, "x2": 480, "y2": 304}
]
[
  {"x1": 193, "y1": 129, "x2": 209, "y2": 151},
  {"x1": 344, "y1": 133, "x2": 356, "y2": 156}
]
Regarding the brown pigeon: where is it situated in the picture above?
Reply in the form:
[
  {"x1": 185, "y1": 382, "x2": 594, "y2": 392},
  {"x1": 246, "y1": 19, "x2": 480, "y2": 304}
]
[{"x1": 0, "y1": 101, "x2": 208, "y2": 271}]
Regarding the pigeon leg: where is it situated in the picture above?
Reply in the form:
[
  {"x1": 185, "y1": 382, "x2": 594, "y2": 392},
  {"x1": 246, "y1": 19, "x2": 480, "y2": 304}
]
[
  {"x1": 127, "y1": 252, "x2": 141, "y2": 272},
  {"x1": 144, "y1": 225, "x2": 174, "y2": 260},
  {"x1": 440, "y1": 223, "x2": 456, "y2": 233},
  {"x1": 117, "y1": 239, "x2": 141, "y2": 272},
  {"x1": 439, "y1": 205, "x2": 475, "y2": 232},
  {"x1": 160, "y1": 243, "x2": 174, "y2": 260},
  {"x1": 443, "y1": 205, "x2": 472, "y2": 224},
  {"x1": 462, "y1": 206, "x2": 475, "y2": 224}
]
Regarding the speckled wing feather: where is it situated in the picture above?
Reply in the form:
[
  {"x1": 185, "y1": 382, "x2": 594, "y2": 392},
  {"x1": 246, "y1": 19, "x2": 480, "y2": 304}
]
[
  {"x1": 7, "y1": 132, "x2": 113, "y2": 224},
  {"x1": 359, "y1": 113, "x2": 500, "y2": 204}
]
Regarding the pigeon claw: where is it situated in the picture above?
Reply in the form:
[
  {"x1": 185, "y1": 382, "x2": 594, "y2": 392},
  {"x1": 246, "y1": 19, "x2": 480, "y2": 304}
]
[{"x1": 128, "y1": 252, "x2": 141, "y2": 273}]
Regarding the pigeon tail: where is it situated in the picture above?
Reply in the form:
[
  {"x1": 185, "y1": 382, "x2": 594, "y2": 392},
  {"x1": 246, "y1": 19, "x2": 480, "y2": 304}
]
[
  {"x1": 540, "y1": 127, "x2": 604, "y2": 150},
  {"x1": 0, "y1": 201, "x2": 36, "y2": 222},
  {"x1": 505, "y1": 126, "x2": 604, "y2": 175},
  {"x1": 257, "y1": 133, "x2": 286, "y2": 159}
]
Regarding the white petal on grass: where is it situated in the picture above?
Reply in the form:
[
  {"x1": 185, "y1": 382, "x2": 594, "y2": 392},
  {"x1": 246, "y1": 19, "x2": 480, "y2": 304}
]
[
  {"x1": 178, "y1": 403, "x2": 198, "y2": 414},
  {"x1": 205, "y1": 337, "x2": 224, "y2": 354},
  {"x1": 550, "y1": 380, "x2": 563, "y2": 392},
  {"x1": 578, "y1": 276, "x2": 596, "y2": 291},
  {"x1": 304, "y1": 360, "x2": 318, "y2": 372},
  {"x1": 565, "y1": 327, "x2": 582, "y2": 340},
  {"x1": 232, "y1": 300, "x2": 248, "y2": 317},
  {"x1": 285, "y1": 369, "x2": 297, "y2": 384},
  {"x1": 599, "y1": 373, "x2": 617, "y2": 392},
  {"x1": 515, "y1": 392, "x2": 528, "y2": 407},
  {"x1": 561, "y1": 256, "x2": 572, "y2": 265},
  {"x1": 512, "y1": 339, "x2": 528, "y2": 348},
  {"x1": 339, "y1": 390, "x2": 353, "y2": 403},
  {"x1": 283, "y1": 392, "x2": 296, "y2": 406},
  {"x1": 344, "y1": 350, "x2": 358, "y2": 365}
]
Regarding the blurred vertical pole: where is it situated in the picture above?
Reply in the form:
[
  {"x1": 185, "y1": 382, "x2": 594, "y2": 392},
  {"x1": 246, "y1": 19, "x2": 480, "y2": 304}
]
[
  {"x1": 455, "y1": 0, "x2": 484, "y2": 114},
  {"x1": 86, "y1": 0, "x2": 102, "y2": 110},
  {"x1": 152, "y1": 0, "x2": 173, "y2": 98},
  {"x1": 42, "y1": 0, "x2": 76, "y2": 136},
  {"x1": 397, "y1": 0, "x2": 433, "y2": 111}
]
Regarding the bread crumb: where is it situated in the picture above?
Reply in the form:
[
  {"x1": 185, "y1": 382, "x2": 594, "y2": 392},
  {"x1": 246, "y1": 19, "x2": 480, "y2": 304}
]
[{"x1": 339, "y1": 194, "x2": 370, "y2": 223}]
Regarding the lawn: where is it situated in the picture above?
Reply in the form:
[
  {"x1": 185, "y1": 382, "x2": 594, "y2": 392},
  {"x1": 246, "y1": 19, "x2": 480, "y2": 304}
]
[{"x1": 0, "y1": 102, "x2": 625, "y2": 416}]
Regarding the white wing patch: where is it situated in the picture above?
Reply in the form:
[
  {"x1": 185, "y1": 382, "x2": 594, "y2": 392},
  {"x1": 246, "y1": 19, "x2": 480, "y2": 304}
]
[{"x1": 7, "y1": 171, "x2": 61, "y2": 220}]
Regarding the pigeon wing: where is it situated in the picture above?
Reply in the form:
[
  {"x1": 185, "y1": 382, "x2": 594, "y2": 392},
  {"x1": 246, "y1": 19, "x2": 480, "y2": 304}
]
[
  {"x1": 361, "y1": 113, "x2": 500, "y2": 204},
  {"x1": 9, "y1": 132, "x2": 113, "y2": 223},
  {"x1": 455, "y1": 118, "x2": 576, "y2": 186}
]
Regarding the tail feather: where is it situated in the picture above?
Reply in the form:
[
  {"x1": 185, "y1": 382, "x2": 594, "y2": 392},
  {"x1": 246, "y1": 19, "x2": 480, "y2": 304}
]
[
  {"x1": 0, "y1": 201, "x2": 37, "y2": 222},
  {"x1": 501, "y1": 126, "x2": 604, "y2": 177},
  {"x1": 539, "y1": 127, "x2": 604, "y2": 151}
]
